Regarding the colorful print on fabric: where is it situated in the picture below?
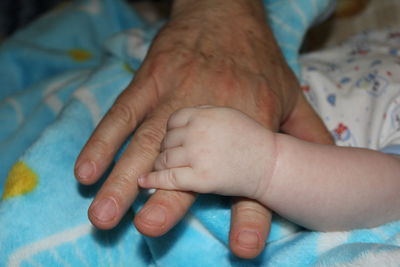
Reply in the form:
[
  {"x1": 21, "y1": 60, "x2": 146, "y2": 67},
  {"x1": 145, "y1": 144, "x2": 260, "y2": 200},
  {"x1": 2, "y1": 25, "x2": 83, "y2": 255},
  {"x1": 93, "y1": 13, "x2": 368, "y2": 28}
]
[
  {"x1": 68, "y1": 49, "x2": 93, "y2": 62},
  {"x1": 332, "y1": 123, "x2": 352, "y2": 142},
  {"x1": 355, "y1": 71, "x2": 389, "y2": 97},
  {"x1": 123, "y1": 63, "x2": 136, "y2": 74},
  {"x1": 2, "y1": 161, "x2": 38, "y2": 200}
]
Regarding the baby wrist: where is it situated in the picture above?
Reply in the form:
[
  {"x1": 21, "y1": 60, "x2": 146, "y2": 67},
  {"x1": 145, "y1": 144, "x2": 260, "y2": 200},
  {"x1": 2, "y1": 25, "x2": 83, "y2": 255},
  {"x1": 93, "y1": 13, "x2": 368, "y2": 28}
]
[{"x1": 254, "y1": 131, "x2": 280, "y2": 205}]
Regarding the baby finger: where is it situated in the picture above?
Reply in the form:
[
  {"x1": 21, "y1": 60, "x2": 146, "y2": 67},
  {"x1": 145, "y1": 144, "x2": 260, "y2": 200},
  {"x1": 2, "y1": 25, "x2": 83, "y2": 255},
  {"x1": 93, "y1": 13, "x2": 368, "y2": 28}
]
[
  {"x1": 138, "y1": 167, "x2": 196, "y2": 191},
  {"x1": 154, "y1": 147, "x2": 189, "y2": 171}
]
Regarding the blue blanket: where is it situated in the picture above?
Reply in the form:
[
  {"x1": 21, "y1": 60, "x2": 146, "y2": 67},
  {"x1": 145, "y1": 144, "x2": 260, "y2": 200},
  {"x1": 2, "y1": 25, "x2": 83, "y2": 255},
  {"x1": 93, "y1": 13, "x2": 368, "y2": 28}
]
[{"x1": 2, "y1": 0, "x2": 400, "y2": 266}]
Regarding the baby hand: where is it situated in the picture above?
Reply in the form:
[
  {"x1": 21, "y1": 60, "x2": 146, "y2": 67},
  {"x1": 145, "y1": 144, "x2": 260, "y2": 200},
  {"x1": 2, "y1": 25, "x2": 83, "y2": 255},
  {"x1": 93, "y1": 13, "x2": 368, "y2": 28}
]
[{"x1": 138, "y1": 106, "x2": 277, "y2": 201}]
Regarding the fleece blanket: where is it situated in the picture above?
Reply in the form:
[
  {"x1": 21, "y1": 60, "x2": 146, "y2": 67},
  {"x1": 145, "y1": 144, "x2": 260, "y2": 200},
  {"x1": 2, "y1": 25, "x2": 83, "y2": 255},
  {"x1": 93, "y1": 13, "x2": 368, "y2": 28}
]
[{"x1": 2, "y1": 0, "x2": 400, "y2": 266}]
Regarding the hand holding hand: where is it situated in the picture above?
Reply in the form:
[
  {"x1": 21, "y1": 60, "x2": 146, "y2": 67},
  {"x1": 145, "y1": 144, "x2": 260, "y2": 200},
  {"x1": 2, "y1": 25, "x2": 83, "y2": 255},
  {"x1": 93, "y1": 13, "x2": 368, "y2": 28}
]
[
  {"x1": 139, "y1": 106, "x2": 277, "y2": 202},
  {"x1": 75, "y1": 0, "x2": 332, "y2": 258}
]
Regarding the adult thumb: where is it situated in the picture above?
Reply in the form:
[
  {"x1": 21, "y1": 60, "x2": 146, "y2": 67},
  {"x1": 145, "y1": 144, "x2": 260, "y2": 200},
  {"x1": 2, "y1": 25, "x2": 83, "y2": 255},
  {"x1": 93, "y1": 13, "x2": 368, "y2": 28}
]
[{"x1": 280, "y1": 93, "x2": 334, "y2": 145}]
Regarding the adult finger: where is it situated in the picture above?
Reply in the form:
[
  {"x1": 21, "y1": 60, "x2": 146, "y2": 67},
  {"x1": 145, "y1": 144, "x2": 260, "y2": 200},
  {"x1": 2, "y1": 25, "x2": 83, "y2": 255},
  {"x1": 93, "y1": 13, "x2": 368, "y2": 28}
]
[
  {"x1": 229, "y1": 198, "x2": 272, "y2": 259},
  {"x1": 154, "y1": 147, "x2": 189, "y2": 171},
  {"x1": 281, "y1": 93, "x2": 334, "y2": 145},
  {"x1": 134, "y1": 190, "x2": 197, "y2": 237},
  {"x1": 74, "y1": 77, "x2": 158, "y2": 185},
  {"x1": 87, "y1": 112, "x2": 167, "y2": 229}
]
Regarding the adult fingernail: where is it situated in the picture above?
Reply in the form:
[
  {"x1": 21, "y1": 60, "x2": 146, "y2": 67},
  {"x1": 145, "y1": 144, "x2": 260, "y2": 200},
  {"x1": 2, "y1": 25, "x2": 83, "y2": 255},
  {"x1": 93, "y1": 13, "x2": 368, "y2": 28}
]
[
  {"x1": 140, "y1": 205, "x2": 167, "y2": 226},
  {"x1": 76, "y1": 161, "x2": 95, "y2": 181},
  {"x1": 90, "y1": 197, "x2": 117, "y2": 222},
  {"x1": 237, "y1": 230, "x2": 260, "y2": 249}
]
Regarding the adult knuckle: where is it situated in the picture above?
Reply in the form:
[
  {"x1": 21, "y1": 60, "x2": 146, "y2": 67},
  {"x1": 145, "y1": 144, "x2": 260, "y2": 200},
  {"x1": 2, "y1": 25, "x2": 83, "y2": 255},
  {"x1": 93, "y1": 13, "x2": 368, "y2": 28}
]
[
  {"x1": 90, "y1": 137, "x2": 112, "y2": 157},
  {"x1": 113, "y1": 170, "x2": 138, "y2": 190},
  {"x1": 108, "y1": 100, "x2": 136, "y2": 128},
  {"x1": 160, "y1": 190, "x2": 194, "y2": 215},
  {"x1": 234, "y1": 204, "x2": 269, "y2": 220},
  {"x1": 166, "y1": 190, "x2": 189, "y2": 204},
  {"x1": 149, "y1": 51, "x2": 170, "y2": 72},
  {"x1": 136, "y1": 126, "x2": 165, "y2": 154},
  {"x1": 175, "y1": 48, "x2": 194, "y2": 62}
]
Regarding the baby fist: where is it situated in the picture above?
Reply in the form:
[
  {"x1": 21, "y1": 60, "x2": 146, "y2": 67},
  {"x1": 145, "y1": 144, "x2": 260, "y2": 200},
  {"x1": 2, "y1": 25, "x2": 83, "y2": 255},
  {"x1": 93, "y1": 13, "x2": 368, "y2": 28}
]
[{"x1": 138, "y1": 106, "x2": 276, "y2": 200}]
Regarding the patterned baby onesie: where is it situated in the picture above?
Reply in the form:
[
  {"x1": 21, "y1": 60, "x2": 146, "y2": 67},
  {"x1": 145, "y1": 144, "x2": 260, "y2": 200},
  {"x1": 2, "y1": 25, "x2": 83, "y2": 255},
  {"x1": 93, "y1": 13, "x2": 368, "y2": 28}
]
[{"x1": 301, "y1": 29, "x2": 400, "y2": 155}]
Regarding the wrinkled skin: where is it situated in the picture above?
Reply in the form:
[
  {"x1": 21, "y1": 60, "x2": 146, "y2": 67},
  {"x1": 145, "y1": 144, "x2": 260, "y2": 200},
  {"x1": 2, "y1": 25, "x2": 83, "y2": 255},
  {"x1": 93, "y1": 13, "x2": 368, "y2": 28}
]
[{"x1": 75, "y1": 0, "x2": 333, "y2": 259}]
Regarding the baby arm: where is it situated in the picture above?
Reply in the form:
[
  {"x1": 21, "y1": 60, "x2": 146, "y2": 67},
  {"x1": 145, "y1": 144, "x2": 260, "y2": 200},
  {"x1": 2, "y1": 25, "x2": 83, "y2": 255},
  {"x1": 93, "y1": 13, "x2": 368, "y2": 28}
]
[
  {"x1": 138, "y1": 106, "x2": 400, "y2": 231},
  {"x1": 266, "y1": 135, "x2": 400, "y2": 231}
]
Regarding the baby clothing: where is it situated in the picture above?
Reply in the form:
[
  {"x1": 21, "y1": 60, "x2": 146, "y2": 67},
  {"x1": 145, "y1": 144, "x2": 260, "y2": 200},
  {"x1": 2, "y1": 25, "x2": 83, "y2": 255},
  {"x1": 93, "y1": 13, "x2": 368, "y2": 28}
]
[{"x1": 301, "y1": 29, "x2": 400, "y2": 155}]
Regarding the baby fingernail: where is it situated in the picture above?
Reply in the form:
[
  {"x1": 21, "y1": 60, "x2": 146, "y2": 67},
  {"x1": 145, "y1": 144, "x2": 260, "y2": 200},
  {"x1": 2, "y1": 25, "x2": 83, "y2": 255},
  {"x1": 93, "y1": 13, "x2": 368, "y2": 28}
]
[
  {"x1": 138, "y1": 176, "x2": 145, "y2": 186},
  {"x1": 237, "y1": 230, "x2": 260, "y2": 249},
  {"x1": 90, "y1": 197, "x2": 117, "y2": 222}
]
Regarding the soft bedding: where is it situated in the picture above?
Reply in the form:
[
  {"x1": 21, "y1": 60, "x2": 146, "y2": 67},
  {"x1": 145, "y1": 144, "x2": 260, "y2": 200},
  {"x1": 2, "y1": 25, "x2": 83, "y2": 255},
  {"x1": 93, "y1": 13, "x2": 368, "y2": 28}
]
[{"x1": 1, "y1": 0, "x2": 400, "y2": 266}]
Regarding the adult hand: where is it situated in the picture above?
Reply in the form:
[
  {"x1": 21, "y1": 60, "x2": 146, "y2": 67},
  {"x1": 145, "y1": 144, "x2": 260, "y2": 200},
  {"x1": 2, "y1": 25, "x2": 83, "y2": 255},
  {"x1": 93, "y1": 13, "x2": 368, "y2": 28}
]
[{"x1": 75, "y1": 0, "x2": 333, "y2": 259}]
